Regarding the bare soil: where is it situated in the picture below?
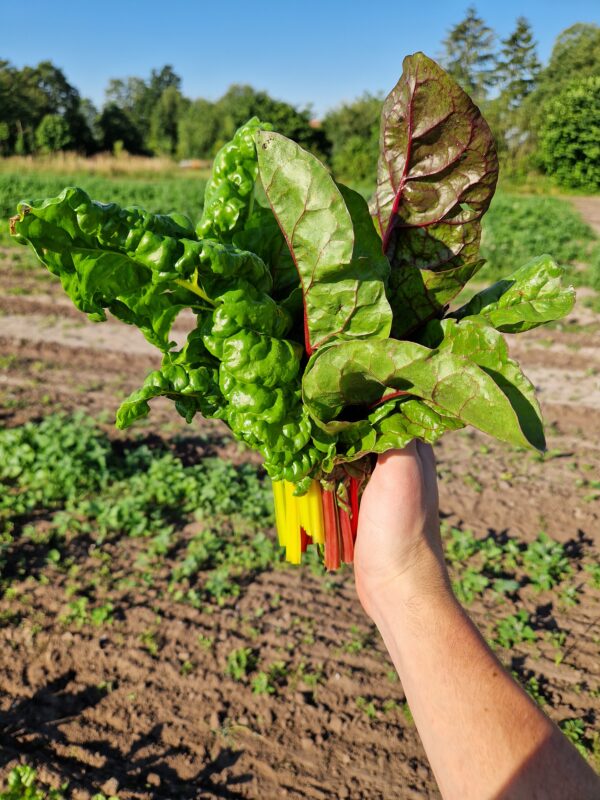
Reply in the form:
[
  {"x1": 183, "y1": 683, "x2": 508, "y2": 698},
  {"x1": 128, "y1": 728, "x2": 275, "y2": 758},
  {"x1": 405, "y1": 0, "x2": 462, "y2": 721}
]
[{"x1": 0, "y1": 253, "x2": 599, "y2": 799}]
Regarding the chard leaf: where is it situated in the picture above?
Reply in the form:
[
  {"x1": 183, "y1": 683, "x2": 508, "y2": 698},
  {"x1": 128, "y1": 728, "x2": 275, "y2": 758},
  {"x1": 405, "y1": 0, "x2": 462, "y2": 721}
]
[
  {"x1": 450, "y1": 255, "x2": 575, "y2": 332},
  {"x1": 233, "y1": 204, "x2": 299, "y2": 298},
  {"x1": 421, "y1": 318, "x2": 545, "y2": 450},
  {"x1": 302, "y1": 337, "x2": 539, "y2": 450},
  {"x1": 10, "y1": 187, "x2": 272, "y2": 351},
  {"x1": 117, "y1": 327, "x2": 223, "y2": 428},
  {"x1": 256, "y1": 131, "x2": 392, "y2": 353},
  {"x1": 374, "y1": 52, "x2": 498, "y2": 336},
  {"x1": 197, "y1": 117, "x2": 271, "y2": 240}
]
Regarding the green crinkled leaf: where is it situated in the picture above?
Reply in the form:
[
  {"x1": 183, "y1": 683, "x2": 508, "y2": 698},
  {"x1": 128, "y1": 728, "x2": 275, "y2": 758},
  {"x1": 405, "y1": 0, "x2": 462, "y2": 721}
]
[
  {"x1": 450, "y1": 254, "x2": 576, "y2": 333},
  {"x1": 374, "y1": 52, "x2": 498, "y2": 336},
  {"x1": 302, "y1": 337, "x2": 539, "y2": 450},
  {"x1": 196, "y1": 117, "x2": 272, "y2": 240},
  {"x1": 233, "y1": 204, "x2": 299, "y2": 299},
  {"x1": 257, "y1": 131, "x2": 392, "y2": 353},
  {"x1": 421, "y1": 318, "x2": 545, "y2": 450},
  {"x1": 10, "y1": 187, "x2": 272, "y2": 351},
  {"x1": 117, "y1": 338, "x2": 223, "y2": 429}
]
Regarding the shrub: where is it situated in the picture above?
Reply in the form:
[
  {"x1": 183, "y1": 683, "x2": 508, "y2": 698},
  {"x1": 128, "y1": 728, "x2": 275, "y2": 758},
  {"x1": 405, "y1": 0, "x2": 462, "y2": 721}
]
[{"x1": 538, "y1": 77, "x2": 600, "y2": 192}]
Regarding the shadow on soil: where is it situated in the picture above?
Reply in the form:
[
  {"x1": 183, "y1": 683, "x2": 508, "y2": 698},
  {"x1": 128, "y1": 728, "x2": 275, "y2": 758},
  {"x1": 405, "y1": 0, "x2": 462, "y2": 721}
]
[{"x1": 0, "y1": 671, "x2": 251, "y2": 798}]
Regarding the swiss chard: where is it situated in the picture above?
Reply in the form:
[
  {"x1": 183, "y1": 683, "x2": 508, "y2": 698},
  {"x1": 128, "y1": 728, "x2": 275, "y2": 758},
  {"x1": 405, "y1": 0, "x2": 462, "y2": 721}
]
[{"x1": 10, "y1": 53, "x2": 573, "y2": 569}]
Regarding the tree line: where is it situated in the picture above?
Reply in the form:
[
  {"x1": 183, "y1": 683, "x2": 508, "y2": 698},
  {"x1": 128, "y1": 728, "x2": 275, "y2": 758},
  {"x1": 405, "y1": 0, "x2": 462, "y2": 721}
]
[{"x1": 0, "y1": 12, "x2": 598, "y2": 189}]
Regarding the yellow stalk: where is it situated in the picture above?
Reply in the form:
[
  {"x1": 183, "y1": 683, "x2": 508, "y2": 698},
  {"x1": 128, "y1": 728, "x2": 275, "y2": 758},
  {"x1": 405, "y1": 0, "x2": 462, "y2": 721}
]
[
  {"x1": 272, "y1": 480, "x2": 287, "y2": 548},
  {"x1": 307, "y1": 480, "x2": 325, "y2": 544},
  {"x1": 283, "y1": 480, "x2": 301, "y2": 564},
  {"x1": 297, "y1": 492, "x2": 312, "y2": 538}
]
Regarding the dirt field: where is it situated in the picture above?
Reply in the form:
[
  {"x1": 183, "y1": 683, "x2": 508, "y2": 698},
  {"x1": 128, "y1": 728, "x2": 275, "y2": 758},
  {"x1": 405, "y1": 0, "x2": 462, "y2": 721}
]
[{"x1": 0, "y1": 242, "x2": 599, "y2": 799}]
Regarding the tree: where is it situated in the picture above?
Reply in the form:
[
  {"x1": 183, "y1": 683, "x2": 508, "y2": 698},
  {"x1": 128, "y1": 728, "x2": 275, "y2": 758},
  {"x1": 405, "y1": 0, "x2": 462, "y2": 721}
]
[
  {"x1": 322, "y1": 93, "x2": 382, "y2": 181},
  {"x1": 523, "y1": 23, "x2": 600, "y2": 165},
  {"x1": 35, "y1": 113, "x2": 72, "y2": 153},
  {"x1": 177, "y1": 98, "x2": 220, "y2": 159},
  {"x1": 0, "y1": 121, "x2": 10, "y2": 155},
  {"x1": 441, "y1": 6, "x2": 496, "y2": 102},
  {"x1": 214, "y1": 85, "x2": 328, "y2": 159},
  {"x1": 96, "y1": 102, "x2": 144, "y2": 154},
  {"x1": 148, "y1": 85, "x2": 188, "y2": 155},
  {"x1": 486, "y1": 17, "x2": 541, "y2": 171},
  {"x1": 543, "y1": 23, "x2": 600, "y2": 91},
  {"x1": 104, "y1": 65, "x2": 182, "y2": 154},
  {"x1": 538, "y1": 76, "x2": 600, "y2": 191},
  {"x1": 496, "y1": 17, "x2": 540, "y2": 108}
]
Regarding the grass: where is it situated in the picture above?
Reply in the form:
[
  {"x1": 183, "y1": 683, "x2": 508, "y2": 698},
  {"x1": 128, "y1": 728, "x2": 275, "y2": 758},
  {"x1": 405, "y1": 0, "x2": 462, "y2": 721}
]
[
  {"x1": 0, "y1": 172, "x2": 206, "y2": 233},
  {"x1": 478, "y1": 191, "x2": 597, "y2": 284}
]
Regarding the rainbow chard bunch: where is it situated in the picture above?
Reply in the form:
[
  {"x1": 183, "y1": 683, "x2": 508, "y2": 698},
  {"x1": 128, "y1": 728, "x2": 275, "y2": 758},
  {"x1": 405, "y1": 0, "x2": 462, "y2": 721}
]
[{"x1": 10, "y1": 54, "x2": 574, "y2": 569}]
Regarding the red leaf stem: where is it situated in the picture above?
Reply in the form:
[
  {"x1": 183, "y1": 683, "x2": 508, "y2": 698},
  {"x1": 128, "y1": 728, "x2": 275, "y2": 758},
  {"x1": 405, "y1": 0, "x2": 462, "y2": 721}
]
[
  {"x1": 339, "y1": 502, "x2": 354, "y2": 564},
  {"x1": 349, "y1": 477, "x2": 360, "y2": 540},
  {"x1": 322, "y1": 488, "x2": 341, "y2": 571},
  {"x1": 300, "y1": 526, "x2": 311, "y2": 553}
]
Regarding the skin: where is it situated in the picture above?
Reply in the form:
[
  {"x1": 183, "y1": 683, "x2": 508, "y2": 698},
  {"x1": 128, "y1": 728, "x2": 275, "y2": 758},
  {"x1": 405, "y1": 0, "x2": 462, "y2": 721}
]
[{"x1": 354, "y1": 441, "x2": 600, "y2": 800}]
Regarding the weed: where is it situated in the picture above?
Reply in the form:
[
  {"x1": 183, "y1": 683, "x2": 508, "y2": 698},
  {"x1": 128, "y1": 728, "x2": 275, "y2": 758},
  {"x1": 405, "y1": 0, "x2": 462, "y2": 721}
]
[
  {"x1": 523, "y1": 533, "x2": 572, "y2": 591},
  {"x1": 140, "y1": 630, "x2": 160, "y2": 657},
  {"x1": 180, "y1": 660, "x2": 195, "y2": 676},
  {"x1": 445, "y1": 527, "x2": 479, "y2": 564},
  {"x1": 225, "y1": 647, "x2": 257, "y2": 682},
  {"x1": 559, "y1": 718, "x2": 589, "y2": 759},
  {"x1": 584, "y1": 563, "x2": 600, "y2": 589},
  {"x1": 494, "y1": 611, "x2": 536, "y2": 649},
  {"x1": 544, "y1": 629, "x2": 567, "y2": 664},
  {"x1": 453, "y1": 568, "x2": 489, "y2": 604},
  {"x1": 344, "y1": 624, "x2": 375, "y2": 654},
  {"x1": 401, "y1": 701, "x2": 414, "y2": 725},
  {"x1": 0, "y1": 765, "x2": 70, "y2": 799},
  {"x1": 356, "y1": 696, "x2": 378, "y2": 720}
]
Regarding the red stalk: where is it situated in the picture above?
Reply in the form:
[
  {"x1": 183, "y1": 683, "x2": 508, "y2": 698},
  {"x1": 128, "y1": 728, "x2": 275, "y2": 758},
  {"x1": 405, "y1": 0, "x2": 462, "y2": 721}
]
[
  {"x1": 349, "y1": 477, "x2": 360, "y2": 541},
  {"x1": 322, "y1": 488, "x2": 341, "y2": 571},
  {"x1": 338, "y1": 502, "x2": 354, "y2": 564},
  {"x1": 300, "y1": 526, "x2": 311, "y2": 553}
]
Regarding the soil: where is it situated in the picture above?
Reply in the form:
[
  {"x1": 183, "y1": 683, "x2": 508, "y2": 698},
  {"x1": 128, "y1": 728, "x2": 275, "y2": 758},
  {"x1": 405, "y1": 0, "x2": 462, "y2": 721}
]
[{"x1": 0, "y1": 247, "x2": 599, "y2": 799}]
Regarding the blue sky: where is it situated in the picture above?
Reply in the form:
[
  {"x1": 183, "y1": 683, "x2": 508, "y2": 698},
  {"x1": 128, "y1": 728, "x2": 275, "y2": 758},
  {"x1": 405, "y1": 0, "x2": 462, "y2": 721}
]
[{"x1": 3, "y1": 0, "x2": 598, "y2": 116}]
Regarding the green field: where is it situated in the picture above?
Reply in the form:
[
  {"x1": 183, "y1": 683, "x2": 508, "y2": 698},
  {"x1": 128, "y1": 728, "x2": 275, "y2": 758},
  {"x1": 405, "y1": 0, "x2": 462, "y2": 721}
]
[{"x1": 1, "y1": 172, "x2": 597, "y2": 290}]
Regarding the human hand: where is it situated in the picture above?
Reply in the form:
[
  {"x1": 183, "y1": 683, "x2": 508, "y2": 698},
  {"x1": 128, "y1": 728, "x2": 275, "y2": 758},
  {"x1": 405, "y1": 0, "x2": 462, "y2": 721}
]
[{"x1": 353, "y1": 441, "x2": 451, "y2": 621}]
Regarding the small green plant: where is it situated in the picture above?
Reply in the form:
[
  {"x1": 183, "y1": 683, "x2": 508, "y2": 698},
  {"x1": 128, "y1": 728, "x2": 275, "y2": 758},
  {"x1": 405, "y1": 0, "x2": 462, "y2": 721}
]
[
  {"x1": 559, "y1": 718, "x2": 589, "y2": 759},
  {"x1": 356, "y1": 696, "x2": 378, "y2": 720},
  {"x1": 225, "y1": 647, "x2": 257, "y2": 682},
  {"x1": 401, "y1": 701, "x2": 414, "y2": 726},
  {"x1": 295, "y1": 661, "x2": 324, "y2": 688},
  {"x1": 523, "y1": 533, "x2": 572, "y2": 591},
  {"x1": 0, "y1": 766, "x2": 68, "y2": 800},
  {"x1": 513, "y1": 673, "x2": 548, "y2": 707},
  {"x1": 251, "y1": 672, "x2": 275, "y2": 695},
  {"x1": 453, "y1": 568, "x2": 489, "y2": 604},
  {"x1": 343, "y1": 624, "x2": 375, "y2": 654},
  {"x1": 494, "y1": 610, "x2": 536, "y2": 649},
  {"x1": 445, "y1": 528, "x2": 480, "y2": 564},
  {"x1": 544, "y1": 629, "x2": 567, "y2": 665},
  {"x1": 584, "y1": 563, "x2": 600, "y2": 589},
  {"x1": 89, "y1": 602, "x2": 114, "y2": 627},
  {"x1": 139, "y1": 630, "x2": 159, "y2": 657}
]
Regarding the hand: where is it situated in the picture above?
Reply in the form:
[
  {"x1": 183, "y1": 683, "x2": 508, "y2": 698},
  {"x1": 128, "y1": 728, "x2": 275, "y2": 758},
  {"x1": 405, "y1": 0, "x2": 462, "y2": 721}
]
[{"x1": 353, "y1": 441, "x2": 451, "y2": 621}]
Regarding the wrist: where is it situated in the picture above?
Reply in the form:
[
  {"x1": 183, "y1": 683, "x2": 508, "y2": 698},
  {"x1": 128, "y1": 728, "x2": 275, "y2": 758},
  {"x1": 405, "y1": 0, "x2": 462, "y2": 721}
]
[{"x1": 356, "y1": 545, "x2": 455, "y2": 627}]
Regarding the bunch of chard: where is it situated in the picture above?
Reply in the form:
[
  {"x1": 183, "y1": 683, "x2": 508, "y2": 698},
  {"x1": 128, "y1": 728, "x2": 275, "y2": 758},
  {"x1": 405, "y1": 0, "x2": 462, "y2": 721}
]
[{"x1": 10, "y1": 54, "x2": 574, "y2": 569}]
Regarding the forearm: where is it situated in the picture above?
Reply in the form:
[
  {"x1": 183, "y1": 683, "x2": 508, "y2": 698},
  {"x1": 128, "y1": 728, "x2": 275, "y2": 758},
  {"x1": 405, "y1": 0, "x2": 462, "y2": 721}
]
[{"x1": 370, "y1": 571, "x2": 600, "y2": 800}]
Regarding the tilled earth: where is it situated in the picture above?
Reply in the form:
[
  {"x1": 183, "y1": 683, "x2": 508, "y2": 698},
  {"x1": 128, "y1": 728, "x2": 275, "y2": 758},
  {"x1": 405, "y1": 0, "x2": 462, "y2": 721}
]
[{"x1": 0, "y1": 248, "x2": 599, "y2": 799}]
